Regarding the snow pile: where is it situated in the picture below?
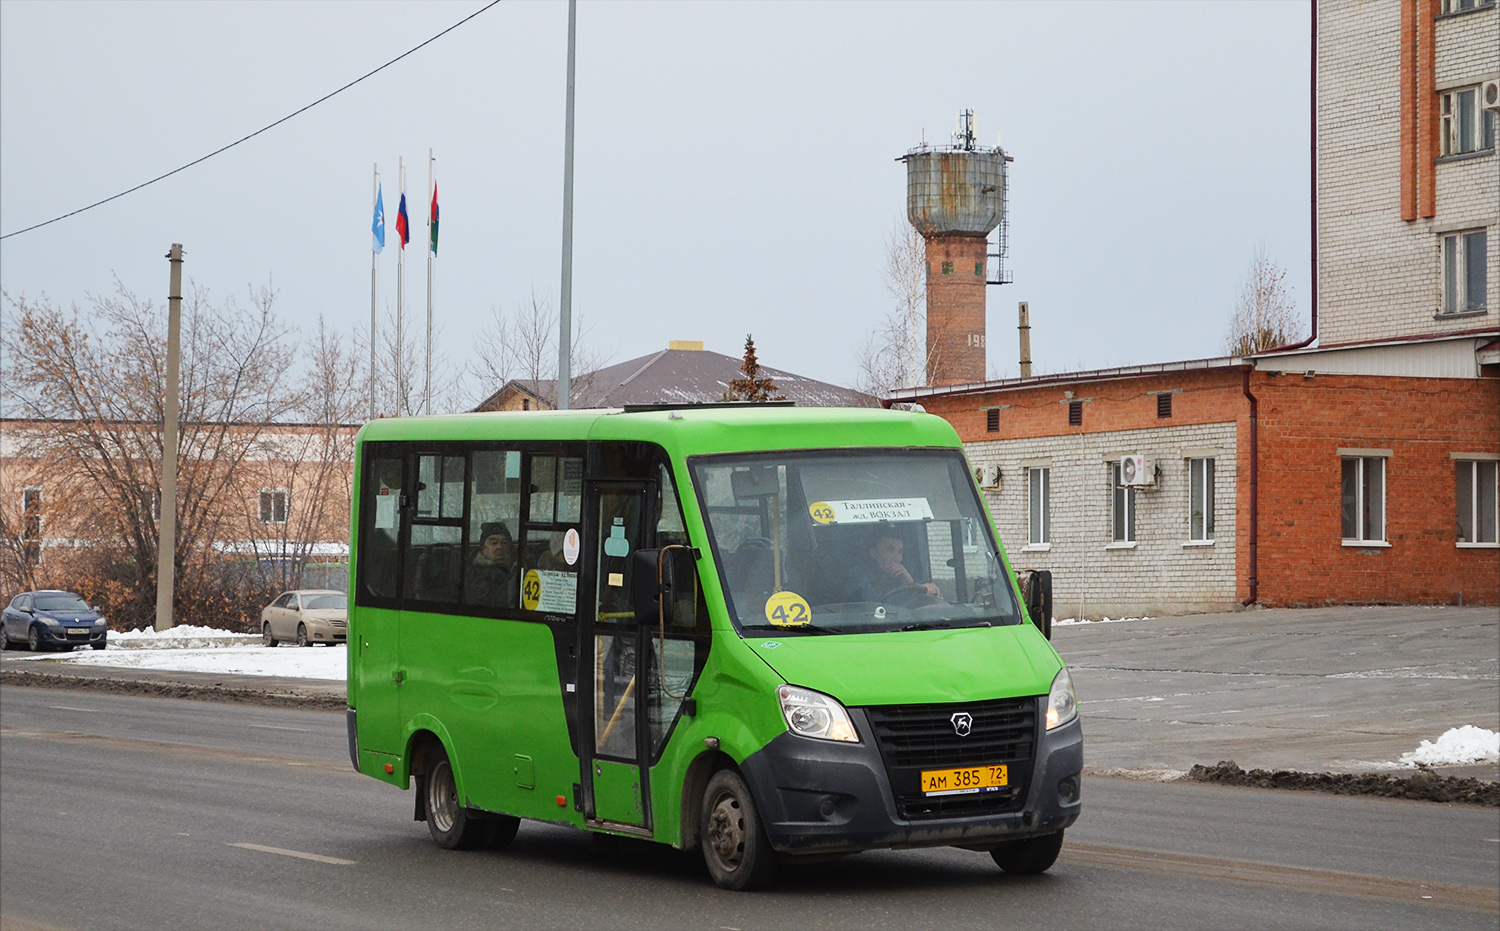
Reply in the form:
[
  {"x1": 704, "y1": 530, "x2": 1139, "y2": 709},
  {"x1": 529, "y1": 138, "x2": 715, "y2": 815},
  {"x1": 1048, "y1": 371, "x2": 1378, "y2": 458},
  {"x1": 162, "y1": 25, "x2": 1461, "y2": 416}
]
[
  {"x1": 65, "y1": 642, "x2": 347, "y2": 680},
  {"x1": 109, "y1": 624, "x2": 258, "y2": 650},
  {"x1": 1053, "y1": 616, "x2": 1151, "y2": 627},
  {"x1": 1399, "y1": 726, "x2": 1500, "y2": 768}
]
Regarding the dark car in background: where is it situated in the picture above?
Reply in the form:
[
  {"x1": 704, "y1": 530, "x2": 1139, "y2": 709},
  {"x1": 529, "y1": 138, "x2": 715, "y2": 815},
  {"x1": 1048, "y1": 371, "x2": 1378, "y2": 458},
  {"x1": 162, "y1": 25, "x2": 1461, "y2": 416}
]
[{"x1": 1, "y1": 591, "x2": 108, "y2": 652}]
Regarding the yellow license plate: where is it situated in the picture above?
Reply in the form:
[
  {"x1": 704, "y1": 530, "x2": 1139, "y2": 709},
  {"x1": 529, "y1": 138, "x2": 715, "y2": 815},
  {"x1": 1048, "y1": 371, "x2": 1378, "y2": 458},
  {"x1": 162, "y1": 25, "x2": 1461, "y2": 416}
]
[{"x1": 920, "y1": 765, "x2": 1008, "y2": 796}]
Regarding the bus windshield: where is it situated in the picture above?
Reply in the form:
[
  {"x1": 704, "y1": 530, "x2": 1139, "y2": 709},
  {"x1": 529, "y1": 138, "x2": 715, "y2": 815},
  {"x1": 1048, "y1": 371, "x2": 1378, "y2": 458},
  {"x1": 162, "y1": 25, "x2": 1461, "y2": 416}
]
[{"x1": 691, "y1": 449, "x2": 1022, "y2": 636}]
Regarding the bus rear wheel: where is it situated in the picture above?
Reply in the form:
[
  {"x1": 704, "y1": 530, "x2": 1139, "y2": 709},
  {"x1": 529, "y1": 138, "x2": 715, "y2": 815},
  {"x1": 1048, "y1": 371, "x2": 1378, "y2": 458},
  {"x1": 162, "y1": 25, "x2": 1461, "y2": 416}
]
[
  {"x1": 424, "y1": 744, "x2": 508, "y2": 850},
  {"x1": 700, "y1": 769, "x2": 777, "y2": 891},
  {"x1": 989, "y1": 830, "x2": 1064, "y2": 875}
]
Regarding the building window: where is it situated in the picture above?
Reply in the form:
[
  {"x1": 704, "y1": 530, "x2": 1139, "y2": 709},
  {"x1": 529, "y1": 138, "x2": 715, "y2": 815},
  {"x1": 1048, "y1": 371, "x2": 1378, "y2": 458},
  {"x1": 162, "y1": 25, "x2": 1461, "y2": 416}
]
[
  {"x1": 21, "y1": 486, "x2": 42, "y2": 565},
  {"x1": 1442, "y1": 230, "x2": 1487, "y2": 314},
  {"x1": 1068, "y1": 400, "x2": 1083, "y2": 426},
  {"x1": 1028, "y1": 467, "x2": 1051, "y2": 546},
  {"x1": 1341, "y1": 457, "x2": 1386, "y2": 543},
  {"x1": 1441, "y1": 0, "x2": 1495, "y2": 12},
  {"x1": 986, "y1": 408, "x2": 1000, "y2": 432},
  {"x1": 1189, "y1": 458, "x2": 1215, "y2": 542},
  {"x1": 1439, "y1": 87, "x2": 1497, "y2": 157},
  {"x1": 259, "y1": 489, "x2": 289, "y2": 524},
  {"x1": 1157, "y1": 394, "x2": 1172, "y2": 418},
  {"x1": 1111, "y1": 463, "x2": 1136, "y2": 544},
  {"x1": 1456, "y1": 460, "x2": 1498, "y2": 545}
]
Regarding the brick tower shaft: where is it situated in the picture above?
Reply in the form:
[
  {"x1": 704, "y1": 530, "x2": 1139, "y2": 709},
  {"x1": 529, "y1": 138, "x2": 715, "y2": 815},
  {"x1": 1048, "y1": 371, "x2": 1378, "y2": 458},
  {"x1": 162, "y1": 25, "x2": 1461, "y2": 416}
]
[{"x1": 924, "y1": 235, "x2": 988, "y2": 386}]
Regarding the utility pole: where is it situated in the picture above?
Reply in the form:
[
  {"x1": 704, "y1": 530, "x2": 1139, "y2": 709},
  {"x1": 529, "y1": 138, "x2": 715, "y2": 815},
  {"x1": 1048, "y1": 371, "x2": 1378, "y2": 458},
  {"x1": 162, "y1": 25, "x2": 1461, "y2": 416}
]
[
  {"x1": 556, "y1": 0, "x2": 577, "y2": 411},
  {"x1": 155, "y1": 244, "x2": 183, "y2": 632}
]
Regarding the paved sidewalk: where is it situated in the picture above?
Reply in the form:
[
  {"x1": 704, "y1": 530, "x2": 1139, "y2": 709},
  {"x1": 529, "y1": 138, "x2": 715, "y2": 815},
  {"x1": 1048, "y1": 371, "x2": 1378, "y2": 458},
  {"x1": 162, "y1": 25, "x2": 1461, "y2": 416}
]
[
  {"x1": 3, "y1": 605, "x2": 1496, "y2": 779},
  {"x1": 1054, "y1": 605, "x2": 1499, "y2": 780}
]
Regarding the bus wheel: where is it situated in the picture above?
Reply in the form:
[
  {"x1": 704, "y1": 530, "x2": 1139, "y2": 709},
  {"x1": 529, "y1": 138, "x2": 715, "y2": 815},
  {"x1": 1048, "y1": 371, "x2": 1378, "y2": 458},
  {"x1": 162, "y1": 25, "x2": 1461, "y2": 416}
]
[
  {"x1": 700, "y1": 769, "x2": 777, "y2": 891},
  {"x1": 424, "y1": 744, "x2": 492, "y2": 850},
  {"x1": 989, "y1": 831, "x2": 1064, "y2": 875}
]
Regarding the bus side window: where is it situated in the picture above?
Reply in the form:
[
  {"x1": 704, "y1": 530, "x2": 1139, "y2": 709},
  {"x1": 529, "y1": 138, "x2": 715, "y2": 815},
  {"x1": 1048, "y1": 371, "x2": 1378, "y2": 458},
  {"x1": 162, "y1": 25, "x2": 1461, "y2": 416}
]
[
  {"x1": 406, "y1": 454, "x2": 465, "y2": 604},
  {"x1": 466, "y1": 450, "x2": 522, "y2": 609},
  {"x1": 360, "y1": 457, "x2": 404, "y2": 601},
  {"x1": 656, "y1": 463, "x2": 689, "y2": 549}
]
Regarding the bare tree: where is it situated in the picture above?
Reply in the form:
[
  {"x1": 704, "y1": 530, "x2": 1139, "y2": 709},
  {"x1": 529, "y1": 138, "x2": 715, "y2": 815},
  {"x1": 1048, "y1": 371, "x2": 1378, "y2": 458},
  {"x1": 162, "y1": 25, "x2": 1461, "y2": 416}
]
[
  {"x1": 469, "y1": 292, "x2": 611, "y2": 408},
  {"x1": 856, "y1": 218, "x2": 937, "y2": 398},
  {"x1": 242, "y1": 316, "x2": 364, "y2": 593},
  {"x1": 1227, "y1": 247, "x2": 1303, "y2": 356},
  {"x1": 369, "y1": 307, "x2": 464, "y2": 417},
  {"x1": 1, "y1": 281, "x2": 300, "y2": 628}
]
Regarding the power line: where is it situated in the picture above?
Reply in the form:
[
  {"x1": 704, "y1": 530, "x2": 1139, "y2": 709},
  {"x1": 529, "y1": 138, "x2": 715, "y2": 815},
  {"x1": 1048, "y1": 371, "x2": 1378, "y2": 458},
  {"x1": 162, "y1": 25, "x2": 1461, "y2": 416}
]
[{"x1": 1, "y1": 0, "x2": 503, "y2": 241}]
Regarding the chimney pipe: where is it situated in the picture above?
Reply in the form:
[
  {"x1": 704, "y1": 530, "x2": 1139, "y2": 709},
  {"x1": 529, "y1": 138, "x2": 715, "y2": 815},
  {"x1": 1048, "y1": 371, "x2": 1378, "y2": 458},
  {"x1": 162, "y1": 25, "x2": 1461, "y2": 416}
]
[{"x1": 1018, "y1": 301, "x2": 1032, "y2": 378}]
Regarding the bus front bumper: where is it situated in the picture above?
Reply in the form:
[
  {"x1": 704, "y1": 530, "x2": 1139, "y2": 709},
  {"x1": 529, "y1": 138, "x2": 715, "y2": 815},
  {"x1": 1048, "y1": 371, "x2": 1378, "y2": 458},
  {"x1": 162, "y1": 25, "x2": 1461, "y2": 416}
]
[{"x1": 738, "y1": 711, "x2": 1082, "y2": 855}]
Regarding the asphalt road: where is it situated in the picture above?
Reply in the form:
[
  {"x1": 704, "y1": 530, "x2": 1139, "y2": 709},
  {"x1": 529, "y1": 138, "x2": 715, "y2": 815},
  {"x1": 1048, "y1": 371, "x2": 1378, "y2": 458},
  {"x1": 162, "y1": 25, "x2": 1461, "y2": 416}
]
[{"x1": 3, "y1": 686, "x2": 1497, "y2": 930}]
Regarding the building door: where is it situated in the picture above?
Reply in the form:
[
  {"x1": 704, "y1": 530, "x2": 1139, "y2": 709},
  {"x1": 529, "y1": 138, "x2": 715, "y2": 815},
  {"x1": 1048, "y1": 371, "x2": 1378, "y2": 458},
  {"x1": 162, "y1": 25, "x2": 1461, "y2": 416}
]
[{"x1": 582, "y1": 483, "x2": 651, "y2": 829}]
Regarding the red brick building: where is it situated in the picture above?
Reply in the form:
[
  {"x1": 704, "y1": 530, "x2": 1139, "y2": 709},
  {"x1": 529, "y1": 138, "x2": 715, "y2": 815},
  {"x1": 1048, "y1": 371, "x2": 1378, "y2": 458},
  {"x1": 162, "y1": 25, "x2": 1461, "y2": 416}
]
[{"x1": 896, "y1": 355, "x2": 1498, "y2": 615}]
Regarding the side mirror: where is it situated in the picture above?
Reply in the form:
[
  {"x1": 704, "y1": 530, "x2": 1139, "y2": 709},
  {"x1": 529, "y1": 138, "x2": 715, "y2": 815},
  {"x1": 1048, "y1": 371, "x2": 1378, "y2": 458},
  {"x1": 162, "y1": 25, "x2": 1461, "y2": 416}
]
[
  {"x1": 633, "y1": 546, "x2": 699, "y2": 629},
  {"x1": 1021, "y1": 569, "x2": 1053, "y2": 640},
  {"x1": 633, "y1": 549, "x2": 661, "y2": 625}
]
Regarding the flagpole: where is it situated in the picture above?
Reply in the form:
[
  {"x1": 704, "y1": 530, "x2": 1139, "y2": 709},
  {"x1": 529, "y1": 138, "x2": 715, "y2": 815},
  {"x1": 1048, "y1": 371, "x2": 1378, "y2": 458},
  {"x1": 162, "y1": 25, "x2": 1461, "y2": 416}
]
[
  {"x1": 426, "y1": 148, "x2": 434, "y2": 416},
  {"x1": 370, "y1": 163, "x2": 379, "y2": 421},
  {"x1": 397, "y1": 156, "x2": 405, "y2": 414}
]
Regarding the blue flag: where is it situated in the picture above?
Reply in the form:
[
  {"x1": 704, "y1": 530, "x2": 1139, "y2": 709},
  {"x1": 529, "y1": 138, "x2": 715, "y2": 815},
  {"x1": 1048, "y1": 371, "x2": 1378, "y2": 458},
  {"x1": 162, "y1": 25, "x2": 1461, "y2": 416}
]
[{"x1": 372, "y1": 186, "x2": 386, "y2": 254}]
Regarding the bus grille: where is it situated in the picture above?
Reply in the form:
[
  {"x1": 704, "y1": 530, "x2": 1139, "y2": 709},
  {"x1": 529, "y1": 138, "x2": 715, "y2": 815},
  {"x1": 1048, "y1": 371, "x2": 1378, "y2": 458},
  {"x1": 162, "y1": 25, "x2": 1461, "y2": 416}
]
[{"x1": 863, "y1": 697, "x2": 1038, "y2": 821}]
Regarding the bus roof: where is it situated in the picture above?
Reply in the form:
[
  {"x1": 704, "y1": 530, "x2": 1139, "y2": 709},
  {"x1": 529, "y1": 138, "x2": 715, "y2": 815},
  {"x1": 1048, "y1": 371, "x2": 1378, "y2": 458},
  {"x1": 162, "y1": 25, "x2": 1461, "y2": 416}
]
[{"x1": 355, "y1": 406, "x2": 963, "y2": 458}]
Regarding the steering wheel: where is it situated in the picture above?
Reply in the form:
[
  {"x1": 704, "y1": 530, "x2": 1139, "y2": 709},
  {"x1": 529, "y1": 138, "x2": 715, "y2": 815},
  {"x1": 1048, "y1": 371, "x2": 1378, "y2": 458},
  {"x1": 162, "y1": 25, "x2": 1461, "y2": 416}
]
[{"x1": 881, "y1": 583, "x2": 941, "y2": 608}]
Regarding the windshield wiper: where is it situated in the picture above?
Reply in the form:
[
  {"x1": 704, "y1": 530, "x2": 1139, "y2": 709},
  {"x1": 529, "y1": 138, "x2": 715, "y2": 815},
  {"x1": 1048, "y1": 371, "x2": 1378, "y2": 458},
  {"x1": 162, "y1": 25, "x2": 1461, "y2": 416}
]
[
  {"x1": 899, "y1": 620, "x2": 993, "y2": 632},
  {"x1": 741, "y1": 623, "x2": 841, "y2": 635}
]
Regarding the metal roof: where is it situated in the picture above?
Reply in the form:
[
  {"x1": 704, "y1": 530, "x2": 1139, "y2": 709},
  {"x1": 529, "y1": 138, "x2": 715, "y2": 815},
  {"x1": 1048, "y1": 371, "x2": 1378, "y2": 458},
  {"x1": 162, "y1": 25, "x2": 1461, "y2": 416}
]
[{"x1": 475, "y1": 348, "x2": 874, "y2": 411}]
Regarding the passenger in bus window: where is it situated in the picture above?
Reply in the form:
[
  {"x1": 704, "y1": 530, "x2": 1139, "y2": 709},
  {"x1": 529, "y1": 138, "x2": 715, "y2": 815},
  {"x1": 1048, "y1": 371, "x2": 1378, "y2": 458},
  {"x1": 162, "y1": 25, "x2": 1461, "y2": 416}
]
[
  {"x1": 466, "y1": 522, "x2": 518, "y2": 607},
  {"x1": 853, "y1": 528, "x2": 939, "y2": 601}
]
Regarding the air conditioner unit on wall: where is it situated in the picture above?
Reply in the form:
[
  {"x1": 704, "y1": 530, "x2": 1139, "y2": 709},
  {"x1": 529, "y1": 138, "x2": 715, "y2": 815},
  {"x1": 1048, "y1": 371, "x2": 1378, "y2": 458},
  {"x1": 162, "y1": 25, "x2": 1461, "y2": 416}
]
[
  {"x1": 974, "y1": 464, "x2": 1002, "y2": 489},
  {"x1": 1119, "y1": 455, "x2": 1155, "y2": 487},
  {"x1": 1483, "y1": 80, "x2": 1500, "y2": 112}
]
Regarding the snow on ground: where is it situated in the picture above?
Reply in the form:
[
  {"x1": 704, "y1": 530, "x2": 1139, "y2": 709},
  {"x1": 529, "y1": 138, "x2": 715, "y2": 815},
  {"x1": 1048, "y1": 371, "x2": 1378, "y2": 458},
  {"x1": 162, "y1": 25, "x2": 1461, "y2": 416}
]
[
  {"x1": 62, "y1": 643, "x2": 347, "y2": 679},
  {"x1": 1400, "y1": 726, "x2": 1500, "y2": 768},
  {"x1": 16, "y1": 624, "x2": 347, "y2": 680},
  {"x1": 1053, "y1": 616, "x2": 1151, "y2": 626}
]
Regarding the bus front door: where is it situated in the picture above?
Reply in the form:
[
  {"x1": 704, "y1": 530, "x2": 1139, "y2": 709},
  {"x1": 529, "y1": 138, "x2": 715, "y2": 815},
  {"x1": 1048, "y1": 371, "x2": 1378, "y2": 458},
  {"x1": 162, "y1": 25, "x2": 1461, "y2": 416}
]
[{"x1": 583, "y1": 484, "x2": 651, "y2": 830}]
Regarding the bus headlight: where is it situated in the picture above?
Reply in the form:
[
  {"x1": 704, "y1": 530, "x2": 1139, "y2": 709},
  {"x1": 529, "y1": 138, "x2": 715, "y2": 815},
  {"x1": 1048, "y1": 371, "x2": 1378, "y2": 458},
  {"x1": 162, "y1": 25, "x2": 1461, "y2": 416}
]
[
  {"x1": 1045, "y1": 667, "x2": 1078, "y2": 731},
  {"x1": 777, "y1": 685, "x2": 859, "y2": 743}
]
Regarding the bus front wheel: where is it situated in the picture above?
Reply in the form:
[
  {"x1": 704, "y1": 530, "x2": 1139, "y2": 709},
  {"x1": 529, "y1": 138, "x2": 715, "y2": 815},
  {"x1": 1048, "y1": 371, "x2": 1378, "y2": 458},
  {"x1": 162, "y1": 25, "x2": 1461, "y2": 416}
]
[
  {"x1": 989, "y1": 830, "x2": 1064, "y2": 875},
  {"x1": 700, "y1": 769, "x2": 777, "y2": 891},
  {"x1": 424, "y1": 744, "x2": 500, "y2": 850}
]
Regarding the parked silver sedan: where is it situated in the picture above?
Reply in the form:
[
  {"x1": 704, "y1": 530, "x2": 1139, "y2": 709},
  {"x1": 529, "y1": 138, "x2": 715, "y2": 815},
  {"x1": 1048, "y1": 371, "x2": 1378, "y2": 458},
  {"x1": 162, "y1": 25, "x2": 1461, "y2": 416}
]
[{"x1": 261, "y1": 590, "x2": 347, "y2": 647}]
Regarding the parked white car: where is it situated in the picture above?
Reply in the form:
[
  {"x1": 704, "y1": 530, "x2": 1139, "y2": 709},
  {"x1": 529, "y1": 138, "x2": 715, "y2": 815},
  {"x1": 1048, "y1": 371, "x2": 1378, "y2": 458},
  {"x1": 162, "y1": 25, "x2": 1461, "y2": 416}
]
[{"x1": 261, "y1": 590, "x2": 347, "y2": 647}]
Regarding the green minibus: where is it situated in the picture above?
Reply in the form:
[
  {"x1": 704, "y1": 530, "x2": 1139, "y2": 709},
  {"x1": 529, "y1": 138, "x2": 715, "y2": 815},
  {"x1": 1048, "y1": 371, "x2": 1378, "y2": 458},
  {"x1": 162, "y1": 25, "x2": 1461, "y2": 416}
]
[{"x1": 347, "y1": 405, "x2": 1081, "y2": 890}]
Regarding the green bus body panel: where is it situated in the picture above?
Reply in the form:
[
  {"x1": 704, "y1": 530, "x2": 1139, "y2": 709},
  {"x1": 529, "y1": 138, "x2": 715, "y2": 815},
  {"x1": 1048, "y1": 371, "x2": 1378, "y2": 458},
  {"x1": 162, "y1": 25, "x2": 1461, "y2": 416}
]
[
  {"x1": 349, "y1": 407, "x2": 1059, "y2": 847},
  {"x1": 592, "y1": 759, "x2": 644, "y2": 825},
  {"x1": 401, "y1": 610, "x2": 582, "y2": 824},
  {"x1": 746, "y1": 626, "x2": 1060, "y2": 708}
]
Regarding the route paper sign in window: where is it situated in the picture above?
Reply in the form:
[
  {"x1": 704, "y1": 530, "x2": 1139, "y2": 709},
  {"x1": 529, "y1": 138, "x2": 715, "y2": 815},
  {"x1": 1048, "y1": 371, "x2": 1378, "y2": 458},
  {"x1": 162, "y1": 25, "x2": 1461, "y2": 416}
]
[{"x1": 808, "y1": 498, "x2": 934, "y2": 525}]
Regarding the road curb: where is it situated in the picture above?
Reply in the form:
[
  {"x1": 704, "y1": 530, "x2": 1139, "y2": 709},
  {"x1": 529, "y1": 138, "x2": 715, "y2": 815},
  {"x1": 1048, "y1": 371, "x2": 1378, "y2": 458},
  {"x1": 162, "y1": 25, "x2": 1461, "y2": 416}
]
[{"x1": 0, "y1": 669, "x2": 346, "y2": 711}]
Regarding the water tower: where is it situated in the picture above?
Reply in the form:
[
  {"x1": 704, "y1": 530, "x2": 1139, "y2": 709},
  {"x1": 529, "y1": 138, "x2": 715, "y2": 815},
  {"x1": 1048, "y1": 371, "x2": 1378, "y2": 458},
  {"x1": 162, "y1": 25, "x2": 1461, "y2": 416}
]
[{"x1": 901, "y1": 110, "x2": 1009, "y2": 386}]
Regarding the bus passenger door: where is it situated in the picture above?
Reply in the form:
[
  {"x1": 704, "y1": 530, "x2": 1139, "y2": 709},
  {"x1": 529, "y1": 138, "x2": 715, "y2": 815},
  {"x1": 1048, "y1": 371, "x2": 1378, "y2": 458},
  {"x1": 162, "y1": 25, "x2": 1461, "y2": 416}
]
[{"x1": 582, "y1": 484, "x2": 650, "y2": 830}]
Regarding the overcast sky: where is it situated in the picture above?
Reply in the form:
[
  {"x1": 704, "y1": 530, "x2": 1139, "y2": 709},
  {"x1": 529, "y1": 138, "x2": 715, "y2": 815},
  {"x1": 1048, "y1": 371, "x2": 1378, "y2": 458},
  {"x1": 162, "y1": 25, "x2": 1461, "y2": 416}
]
[{"x1": 0, "y1": 0, "x2": 1312, "y2": 402}]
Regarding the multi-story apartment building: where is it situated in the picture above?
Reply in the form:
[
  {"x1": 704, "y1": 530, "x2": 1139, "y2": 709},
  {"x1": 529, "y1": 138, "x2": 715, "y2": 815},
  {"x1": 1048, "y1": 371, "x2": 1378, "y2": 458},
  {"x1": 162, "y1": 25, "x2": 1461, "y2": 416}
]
[{"x1": 890, "y1": 0, "x2": 1499, "y2": 615}]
